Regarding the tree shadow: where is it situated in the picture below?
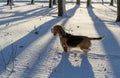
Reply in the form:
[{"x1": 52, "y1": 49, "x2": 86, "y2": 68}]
[
  {"x1": 103, "y1": 5, "x2": 117, "y2": 13},
  {"x1": 67, "y1": 4, "x2": 80, "y2": 16},
  {"x1": 0, "y1": 5, "x2": 57, "y2": 25},
  {"x1": 116, "y1": 22, "x2": 120, "y2": 26},
  {"x1": 61, "y1": 4, "x2": 80, "y2": 26},
  {"x1": 49, "y1": 53, "x2": 95, "y2": 78},
  {"x1": 87, "y1": 7, "x2": 120, "y2": 78},
  {"x1": 20, "y1": 36, "x2": 57, "y2": 78}
]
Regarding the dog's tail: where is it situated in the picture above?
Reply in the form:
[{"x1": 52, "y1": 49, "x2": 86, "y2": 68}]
[{"x1": 89, "y1": 37, "x2": 103, "y2": 40}]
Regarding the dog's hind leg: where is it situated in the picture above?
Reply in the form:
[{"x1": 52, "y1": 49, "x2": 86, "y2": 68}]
[
  {"x1": 83, "y1": 49, "x2": 90, "y2": 54},
  {"x1": 79, "y1": 43, "x2": 90, "y2": 54}
]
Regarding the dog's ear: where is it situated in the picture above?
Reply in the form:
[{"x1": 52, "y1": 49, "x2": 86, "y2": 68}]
[{"x1": 62, "y1": 27, "x2": 65, "y2": 29}]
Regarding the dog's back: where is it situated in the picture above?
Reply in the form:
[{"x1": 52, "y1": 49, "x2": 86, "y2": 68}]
[{"x1": 65, "y1": 34, "x2": 86, "y2": 47}]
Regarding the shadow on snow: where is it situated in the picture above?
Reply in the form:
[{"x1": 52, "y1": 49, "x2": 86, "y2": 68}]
[
  {"x1": 49, "y1": 53, "x2": 95, "y2": 78},
  {"x1": 87, "y1": 7, "x2": 120, "y2": 78},
  {"x1": 0, "y1": 6, "x2": 57, "y2": 26}
]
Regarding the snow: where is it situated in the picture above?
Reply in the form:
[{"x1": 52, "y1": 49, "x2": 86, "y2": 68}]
[{"x1": 0, "y1": 1, "x2": 120, "y2": 78}]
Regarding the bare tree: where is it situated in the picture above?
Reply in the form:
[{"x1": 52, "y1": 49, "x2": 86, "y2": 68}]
[
  {"x1": 110, "y1": 0, "x2": 113, "y2": 6},
  {"x1": 102, "y1": 0, "x2": 104, "y2": 5},
  {"x1": 114, "y1": 0, "x2": 117, "y2": 4},
  {"x1": 76, "y1": 0, "x2": 80, "y2": 5},
  {"x1": 116, "y1": 0, "x2": 120, "y2": 22},
  {"x1": 53, "y1": 0, "x2": 57, "y2": 5},
  {"x1": 49, "y1": 0, "x2": 53, "y2": 8},
  {"x1": 58, "y1": 0, "x2": 67, "y2": 16},
  {"x1": 7, "y1": 0, "x2": 14, "y2": 5},
  {"x1": 31, "y1": 0, "x2": 35, "y2": 4},
  {"x1": 87, "y1": 0, "x2": 91, "y2": 7}
]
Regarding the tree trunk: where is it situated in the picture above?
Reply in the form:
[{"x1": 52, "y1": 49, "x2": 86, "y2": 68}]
[
  {"x1": 58, "y1": 0, "x2": 63, "y2": 16},
  {"x1": 116, "y1": 0, "x2": 120, "y2": 22},
  {"x1": 110, "y1": 0, "x2": 113, "y2": 6},
  {"x1": 7, "y1": 0, "x2": 9, "y2": 5},
  {"x1": 53, "y1": 0, "x2": 57, "y2": 5},
  {"x1": 102, "y1": 0, "x2": 104, "y2": 5},
  {"x1": 114, "y1": 0, "x2": 117, "y2": 4},
  {"x1": 31, "y1": 0, "x2": 35, "y2": 4},
  {"x1": 49, "y1": 0, "x2": 53, "y2": 8},
  {"x1": 76, "y1": 0, "x2": 80, "y2": 5},
  {"x1": 58, "y1": 0, "x2": 67, "y2": 16},
  {"x1": 87, "y1": 0, "x2": 91, "y2": 7},
  {"x1": 7, "y1": 0, "x2": 14, "y2": 5}
]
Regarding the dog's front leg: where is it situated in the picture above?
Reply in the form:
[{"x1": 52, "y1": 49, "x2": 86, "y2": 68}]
[
  {"x1": 62, "y1": 45, "x2": 68, "y2": 52},
  {"x1": 60, "y1": 38, "x2": 68, "y2": 52}
]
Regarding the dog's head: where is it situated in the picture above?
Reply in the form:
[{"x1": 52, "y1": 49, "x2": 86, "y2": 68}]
[{"x1": 51, "y1": 25, "x2": 64, "y2": 36}]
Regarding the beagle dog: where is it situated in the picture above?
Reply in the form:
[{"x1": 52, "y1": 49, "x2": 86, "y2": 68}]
[{"x1": 51, "y1": 25, "x2": 103, "y2": 53}]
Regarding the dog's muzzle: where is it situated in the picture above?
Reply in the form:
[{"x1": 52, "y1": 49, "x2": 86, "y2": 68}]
[
  {"x1": 51, "y1": 28, "x2": 55, "y2": 35},
  {"x1": 51, "y1": 28, "x2": 56, "y2": 36}
]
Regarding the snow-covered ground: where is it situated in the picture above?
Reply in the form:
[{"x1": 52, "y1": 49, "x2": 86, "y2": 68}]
[{"x1": 0, "y1": 1, "x2": 120, "y2": 78}]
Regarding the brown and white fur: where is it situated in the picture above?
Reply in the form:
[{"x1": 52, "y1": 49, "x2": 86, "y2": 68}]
[{"x1": 51, "y1": 25, "x2": 103, "y2": 53}]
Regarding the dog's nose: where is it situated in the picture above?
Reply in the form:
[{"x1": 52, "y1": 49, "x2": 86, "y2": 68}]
[{"x1": 51, "y1": 28, "x2": 56, "y2": 36}]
